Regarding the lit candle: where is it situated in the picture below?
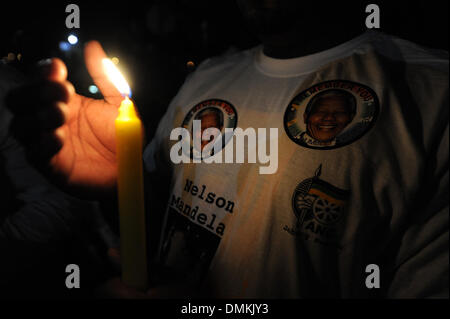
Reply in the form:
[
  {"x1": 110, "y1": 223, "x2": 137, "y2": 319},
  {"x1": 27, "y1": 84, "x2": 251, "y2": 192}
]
[{"x1": 103, "y1": 58, "x2": 148, "y2": 291}]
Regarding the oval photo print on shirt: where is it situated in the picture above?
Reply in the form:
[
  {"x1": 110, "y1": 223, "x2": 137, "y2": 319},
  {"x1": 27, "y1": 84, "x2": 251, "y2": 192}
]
[{"x1": 284, "y1": 80, "x2": 379, "y2": 150}]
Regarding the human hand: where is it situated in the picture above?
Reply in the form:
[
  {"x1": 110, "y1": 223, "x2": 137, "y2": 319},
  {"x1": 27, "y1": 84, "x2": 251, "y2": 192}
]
[{"x1": 7, "y1": 41, "x2": 125, "y2": 196}]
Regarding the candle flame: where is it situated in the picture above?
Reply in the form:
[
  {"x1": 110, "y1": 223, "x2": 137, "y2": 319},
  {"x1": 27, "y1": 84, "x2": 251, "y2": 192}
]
[{"x1": 102, "y1": 58, "x2": 131, "y2": 97}]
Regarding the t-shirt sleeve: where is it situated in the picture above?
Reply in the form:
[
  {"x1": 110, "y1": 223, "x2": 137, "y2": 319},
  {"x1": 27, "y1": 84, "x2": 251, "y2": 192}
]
[
  {"x1": 386, "y1": 126, "x2": 448, "y2": 298},
  {"x1": 143, "y1": 93, "x2": 178, "y2": 175},
  {"x1": 143, "y1": 64, "x2": 206, "y2": 174},
  {"x1": 385, "y1": 63, "x2": 449, "y2": 298}
]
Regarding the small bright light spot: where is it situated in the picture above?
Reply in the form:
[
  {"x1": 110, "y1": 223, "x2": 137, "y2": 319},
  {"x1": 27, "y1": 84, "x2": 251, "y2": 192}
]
[
  {"x1": 59, "y1": 41, "x2": 71, "y2": 51},
  {"x1": 17, "y1": 53, "x2": 22, "y2": 61},
  {"x1": 88, "y1": 85, "x2": 99, "y2": 94},
  {"x1": 68, "y1": 34, "x2": 78, "y2": 45},
  {"x1": 186, "y1": 61, "x2": 195, "y2": 68},
  {"x1": 111, "y1": 57, "x2": 119, "y2": 65},
  {"x1": 7, "y1": 53, "x2": 15, "y2": 61}
]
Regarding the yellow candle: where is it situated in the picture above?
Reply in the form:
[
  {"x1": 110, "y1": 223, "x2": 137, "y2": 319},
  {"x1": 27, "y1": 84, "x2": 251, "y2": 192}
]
[
  {"x1": 115, "y1": 96, "x2": 148, "y2": 291},
  {"x1": 102, "y1": 58, "x2": 147, "y2": 291}
]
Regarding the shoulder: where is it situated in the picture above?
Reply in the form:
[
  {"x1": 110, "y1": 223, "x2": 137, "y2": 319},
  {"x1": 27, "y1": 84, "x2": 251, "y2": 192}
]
[
  {"x1": 172, "y1": 46, "x2": 257, "y2": 101},
  {"x1": 366, "y1": 32, "x2": 448, "y2": 149},
  {"x1": 368, "y1": 31, "x2": 448, "y2": 73},
  {"x1": 364, "y1": 31, "x2": 448, "y2": 114}
]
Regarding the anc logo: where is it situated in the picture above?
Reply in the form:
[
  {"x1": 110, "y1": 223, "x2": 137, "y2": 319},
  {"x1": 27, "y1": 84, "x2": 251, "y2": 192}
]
[
  {"x1": 284, "y1": 80, "x2": 379, "y2": 150},
  {"x1": 284, "y1": 165, "x2": 350, "y2": 248}
]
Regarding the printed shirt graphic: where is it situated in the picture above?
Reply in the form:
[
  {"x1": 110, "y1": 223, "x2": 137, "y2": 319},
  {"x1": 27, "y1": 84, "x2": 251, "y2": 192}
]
[
  {"x1": 144, "y1": 31, "x2": 449, "y2": 298},
  {"x1": 285, "y1": 164, "x2": 350, "y2": 249},
  {"x1": 181, "y1": 99, "x2": 237, "y2": 160},
  {"x1": 284, "y1": 80, "x2": 379, "y2": 150}
]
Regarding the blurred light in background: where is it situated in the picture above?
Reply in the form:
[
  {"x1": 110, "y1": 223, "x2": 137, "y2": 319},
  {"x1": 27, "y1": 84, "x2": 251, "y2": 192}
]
[
  {"x1": 186, "y1": 60, "x2": 195, "y2": 72},
  {"x1": 59, "y1": 41, "x2": 71, "y2": 51},
  {"x1": 68, "y1": 34, "x2": 78, "y2": 45},
  {"x1": 88, "y1": 85, "x2": 99, "y2": 94},
  {"x1": 111, "y1": 57, "x2": 119, "y2": 65},
  {"x1": 7, "y1": 53, "x2": 16, "y2": 62}
]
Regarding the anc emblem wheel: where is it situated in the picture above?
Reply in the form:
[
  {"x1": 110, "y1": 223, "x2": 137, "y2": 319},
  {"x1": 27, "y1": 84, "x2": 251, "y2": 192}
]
[{"x1": 312, "y1": 197, "x2": 342, "y2": 225}]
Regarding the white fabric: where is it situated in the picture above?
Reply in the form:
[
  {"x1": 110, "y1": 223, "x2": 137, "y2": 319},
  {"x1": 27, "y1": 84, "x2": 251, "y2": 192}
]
[{"x1": 144, "y1": 31, "x2": 448, "y2": 298}]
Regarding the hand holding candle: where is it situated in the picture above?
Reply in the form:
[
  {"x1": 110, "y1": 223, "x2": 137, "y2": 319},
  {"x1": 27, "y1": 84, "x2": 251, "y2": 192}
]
[
  {"x1": 6, "y1": 41, "x2": 125, "y2": 192},
  {"x1": 6, "y1": 41, "x2": 148, "y2": 290}
]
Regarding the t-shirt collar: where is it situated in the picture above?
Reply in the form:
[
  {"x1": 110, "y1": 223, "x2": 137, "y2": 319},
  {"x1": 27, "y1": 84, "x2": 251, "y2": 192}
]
[{"x1": 254, "y1": 31, "x2": 376, "y2": 78}]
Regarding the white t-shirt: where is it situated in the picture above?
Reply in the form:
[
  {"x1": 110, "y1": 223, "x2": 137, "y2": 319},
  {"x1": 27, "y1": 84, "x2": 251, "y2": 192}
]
[{"x1": 144, "y1": 31, "x2": 449, "y2": 298}]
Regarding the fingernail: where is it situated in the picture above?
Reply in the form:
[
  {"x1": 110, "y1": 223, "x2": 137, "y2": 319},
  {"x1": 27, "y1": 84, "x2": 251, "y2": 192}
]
[
  {"x1": 37, "y1": 58, "x2": 52, "y2": 67},
  {"x1": 37, "y1": 59, "x2": 53, "y2": 77},
  {"x1": 56, "y1": 101, "x2": 68, "y2": 121},
  {"x1": 55, "y1": 127, "x2": 65, "y2": 140}
]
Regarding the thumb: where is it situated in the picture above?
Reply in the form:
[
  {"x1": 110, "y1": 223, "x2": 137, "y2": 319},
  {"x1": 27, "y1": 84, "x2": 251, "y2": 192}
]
[{"x1": 84, "y1": 40, "x2": 124, "y2": 106}]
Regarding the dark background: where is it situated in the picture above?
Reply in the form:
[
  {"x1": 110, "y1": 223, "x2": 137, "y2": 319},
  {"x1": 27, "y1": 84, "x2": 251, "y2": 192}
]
[{"x1": 0, "y1": 0, "x2": 448, "y2": 140}]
